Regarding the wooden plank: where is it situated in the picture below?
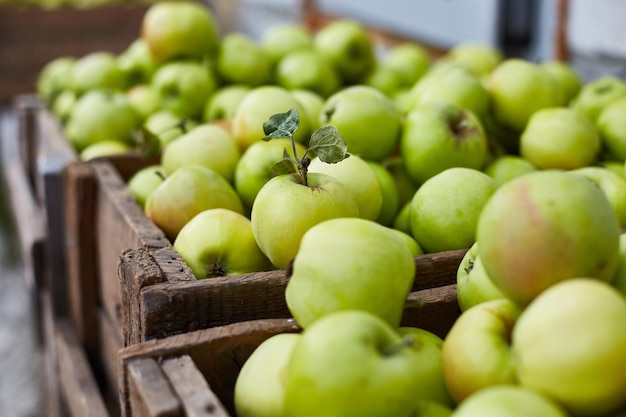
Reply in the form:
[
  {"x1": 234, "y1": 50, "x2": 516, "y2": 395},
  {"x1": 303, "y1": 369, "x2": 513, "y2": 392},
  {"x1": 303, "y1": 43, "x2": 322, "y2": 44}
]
[
  {"x1": 98, "y1": 307, "x2": 124, "y2": 413},
  {"x1": 14, "y1": 94, "x2": 42, "y2": 188},
  {"x1": 125, "y1": 358, "x2": 182, "y2": 417},
  {"x1": 39, "y1": 289, "x2": 65, "y2": 417}
]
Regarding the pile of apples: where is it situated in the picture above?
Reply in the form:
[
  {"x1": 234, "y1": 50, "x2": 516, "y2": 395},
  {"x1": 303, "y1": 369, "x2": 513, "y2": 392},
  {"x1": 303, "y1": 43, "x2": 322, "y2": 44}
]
[{"x1": 35, "y1": 1, "x2": 626, "y2": 416}]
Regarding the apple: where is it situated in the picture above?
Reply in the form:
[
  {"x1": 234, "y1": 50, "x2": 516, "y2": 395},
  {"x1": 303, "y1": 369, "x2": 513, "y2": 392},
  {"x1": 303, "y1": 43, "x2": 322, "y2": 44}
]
[
  {"x1": 216, "y1": 32, "x2": 272, "y2": 86},
  {"x1": 313, "y1": 19, "x2": 375, "y2": 85},
  {"x1": 363, "y1": 65, "x2": 404, "y2": 96},
  {"x1": 36, "y1": 55, "x2": 76, "y2": 106},
  {"x1": 438, "y1": 42, "x2": 503, "y2": 78},
  {"x1": 127, "y1": 164, "x2": 166, "y2": 210},
  {"x1": 519, "y1": 107, "x2": 601, "y2": 170},
  {"x1": 410, "y1": 167, "x2": 497, "y2": 253},
  {"x1": 610, "y1": 233, "x2": 626, "y2": 294},
  {"x1": 456, "y1": 242, "x2": 507, "y2": 312},
  {"x1": 319, "y1": 85, "x2": 402, "y2": 161},
  {"x1": 51, "y1": 89, "x2": 77, "y2": 124},
  {"x1": 477, "y1": 170, "x2": 621, "y2": 306},
  {"x1": 541, "y1": 60, "x2": 582, "y2": 105},
  {"x1": 401, "y1": 103, "x2": 490, "y2": 186},
  {"x1": 126, "y1": 84, "x2": 161, "y2": 121},
  {"x1": 483, "y1": 155, "x2": 536, "y2": 186},
  {"x1": 309, "y1": 154, "x2": 383, "y2": 221},
  {"x1": 260, "y1": 22, "x2": 313, "y2": 67},
  {"x1": 597, "y1": 96, "x2": 626, "y2": 161},
  {"x1": 452, "y1": 385, "x2": 569, "y2": 417},
  {"x1": 381, "y1": 42, "x2": 430, "y2": 87},
  {"x1": 570, "y1": 75, "x2": 626, "y2": 125},
  {"x1": 392, "y1": 202, "x2": 413, "y2": 236},
  {"x1": 441, "y1": 298, "x2": 521, "y2": 403},
  {"x1": 69, "y1": 51, "x2": 126, "y2": 95},
  {"x1": 143, "y1": 109, "x2": 199, "y2": 149},
  {"x1": 486, "y1": 58, "x2": 561, "y2": 131},
  {"x1": 602, "y1": 160, "x2": 626, "y2": 178},
  {"x1": 569, "y1": 166, "x2": 626, "y2": 227},
  {"x1": 512, "y1": 278, "x2": 626, "y2": 416},
  {"x1": 284, "y1": 310, "x2": 452, "y2": 417},
  {"x1": 390, "y1": 228, "x2": 424, "y2": 257},
  {"x1": 234, "y1": 333, "x2": 301, "y2": 417},
  {"x1": 202, "y1": 84, "x2": 251, "y2": 124},
  {"x1": 117, "y1": 38, "x2": 158, "y2": 88},
  {"x1": 141, "y1": 1, "x2": 219, "y2": 62},
  {"x1": 286, "y1": 217, "x2": 415, "y2": 328},
  {"x1": 161, "y1": 123, "x2": 240, "y2": 183},
  {"x1": 151, "y1": 60, "x2": 216, "y2": 119},
  {"x1": 275, "y1": 49, "x2": 340, "y2": 98},
  {"x1": 79, "y1": 140, "x2": 131, "y2": 161},
  {"x1": 367, "y1": 160, "x2": 400, "y2": 226},
  {"x1": 290, "y1": 89, "x2": 324, "y2": 133},
  {"x1": 381, "y1": 155, "x2": 420, "y2": 208},
  {"x1": 145, "y1": 165, "x2": 244, "y2": 240}
]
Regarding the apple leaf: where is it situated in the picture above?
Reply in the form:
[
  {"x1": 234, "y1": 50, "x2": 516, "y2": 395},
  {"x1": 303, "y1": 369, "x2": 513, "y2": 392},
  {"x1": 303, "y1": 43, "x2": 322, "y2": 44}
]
[
  {"x1": 263, "y1": 108, "x2": 300, "y2": 140},
  {"x1": 271, "y1": 157, "x2": 299, "y2": 176},
  {"x1": 307, "y1": 125, "x2": 350, "y2": 164}
]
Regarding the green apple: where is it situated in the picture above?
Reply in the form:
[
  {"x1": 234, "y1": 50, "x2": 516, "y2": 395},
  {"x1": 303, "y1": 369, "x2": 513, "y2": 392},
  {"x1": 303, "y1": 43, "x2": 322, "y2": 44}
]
[
  {"x1": 602, "y1": 160, "x2": 626, "y2": 178},
  {"x1": 401, "y1": 103, "x2": 491, "y2": 185},
  {"x1": 275, "y1": 49, "x2": 340, "y2": 98},
  {"x1": 610, "y1": 233, "x2": 626, "y2": 294},
  {"x1": 456, "y1": 242, "x2": 507, "y2": 312},
  {"x1": 569, "y1": 166, "x2": 626, "y2": 227},
  {"x1": 173, "y1": 208, "x2": 273, "y2": 279},
  {"x1": 519, "y1": 107, "x2": 601, "y2": 169},
  {"x1": 36, "y1": 55, "x2": 76, "y2": 106},
  {"x1": 381, "y1": 155, "x2": 420, "y2": 207},
  {"x1": 143, "y1": 109, "x2": 199, "y2": 149},
  {"x1": 477, "y1": 170, "x2": 621, "y2": 306},
  {"x1": 69, "y1": 51, "x2": 126, "y2": 95},
  {"x1": 363, "y1": 65, "x2": 404, "y2": 96},
  {"x1": 452, "y1": 385, "x2": 569, "y2": 417},
  {"x1": 309, "y1": 154, "x2": 383, "y2": 221},
  {"x1": 117, "y1": 38, "x2": 158, "y2": 88},
  {"x1": 202, "y1": 84, "x2": 251, "y2": 124},
  {"x1": 441, "y1": 299, "x2": 521, "y2": 403},
  {"x1": 367, "y1": 160, "x2": 400, "y2": 226},
  {"x1": 290, "y1": 89, "x2": 324, "y2": 133},
  {"x1": 439, "y1": 42, "x2": 503, "y2": 78},
  {"x1": 392, "y1": 202, "x2": 413, "y2": 236},
  {"x1": 151, "y1": 60, "x2": 216, "y2": 119},
  {"x1": 381, "y1": 42, "x2": 430, "y2": 87},
  {"x1": 285, "y1": 217, "x2": 415, "y2": 328},
  {"x1": 216, "y1": 32, "x2": 271, "y2": 86},
  {"x1": 234, "y1": 333, "x2": 301, "y2": 417},
  {"x1": 51, "y1": 89, "x2": 77, "y2": 124},
  {"x1": 390, "y1": 228, "x2": 424, "y2": 257},
  {"x1": 486, "y1": 58, "x2": 561, "y2": 131},
  {"x1": 410, "y1": 167, "x2": 497, "y2": 253},
  {"x1": 541, "y1": 60, "x2": 582, "y2": 105},
  {"x1": 161, "y1": 123, "x2": 240, "y2": 183},
  {"x1": 145, "y1": 165, "x2": 244, "y2": 240},
  {"x1": 570, "y1": 75, "x2": 626, "y2": 125},
  {"x1": 127, "y1": 164, "x2": 166, "y2": 210},
  {"x1": 319, "y1": 85, "x2": 402, "y2": 161},
  {"x1": 126, "y1": 84, "x2": 161, "y2": 121},
  {"x1": 313, "y1": 19, "x2": 375, "y2": 84},
  {"x1": 79, "y1": 140, "x2": 130, "y2": 161},
  {"x1": 512, "y1": 278, "x2": 626, "y2": 416},
  {"x1": 483, "y1": 155, "x2": 536, "y2": 186},
  {"x1": 260, "y1": 22, "x2": 313, "y2": 67},
  {"x1": 597, "y1": 96, "x2": 626, "y2": 161},
  {"x1": 284, "y1": 310, "x2": 451, "y2": 417},
  {"x1": 141, "y1": 1, "x2": 219, "y2": 62}
]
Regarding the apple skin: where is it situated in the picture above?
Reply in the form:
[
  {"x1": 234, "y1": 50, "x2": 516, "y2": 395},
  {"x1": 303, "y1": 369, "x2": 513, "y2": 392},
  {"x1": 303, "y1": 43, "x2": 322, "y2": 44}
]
[
  {"x1": 541, "y1": 60, "x2": 582, "y2": 105},
  {"x1": 117, "y1": 38, "x2": 159, "y2": 88},
  {"x1": 285, "y1": 217, "x2": 415, "y2": 329},
  {"x1": 36, "y1": 56, "x2": 76, "y2": 106},
  {"x1": 234, "y1": 333, "x2": 301, "y2": 417},
  {"x1": 390, "y1": 228, "x2": 424, "y2": 257},
  {"x1": 401, "y1": 103, "x2": 490, "y2": 186},
  {"x1": 284, "y1": 310, "x2": 449, "y2": 417},
  {"x1": 439, "y1": 42, "x2": 503, "y2": 78},
  {"x1": 51, "y1": 89, "x2": 77, "y2": 124},
  {"x1": 126, "y1": 84, "x2": 161, "y2": 121},
  {"x1": 519, "y1": 107, "x2": 601, "y2": 170},
  {"x1": 486, "y1": 58, "x2": 561, "y2": 131},
  {"x1": 145, "y1": 165, "x2": 244, "y2": 241},
  {"x1": 452, "y1": 385, "x2": 569, "y2": 417},
  {"x1": 610, "y1": 233, "x2": 626, "y2": 294},
  {"x1": 382, "y1": 155, "x2": 420, "y2": 208},
  {"x1": 477, "y1": 170, "x2": 621, "y2": 306},
  {"x1": 290, "y1": 89, "x2": 324, "y2": 133},
  {"x1": 202, "y1": 84, "x2": 251, "y2": 124},
  {"x1": 456, "y1": 242, "x2": 507, "y2": 312},
  {"x1": 367, "y1": 160, "x2": 400, "y2": 226},
  {"x1": 275, "y1": 49, "x2": 341, "y2": 98},
  {"x1": 392, "y1": 202, "x2": 413, "y2": 236},
  {"x1": 512, "y1": 278, "x2": 626, "y2": 416},
  {"x1": 260, "y1": 22, "x2": 313, "y2": 67},
  {"x1": 161, "y1": 123, "x2": 240, "y2": 183},
  {"x1": 250, "y1": 172, "x2": 359, "y2": 269},
  {"x1": 127, "y1": 164, "x2": 166, "y2": 210},
  {"x1": 597, "y1": 96, "x2": 626, "y2": 161},
  {"x1": 381, "y1": 42, "x2": 430, "y2": 87},
  {"x1": 79, "y1": 140, "x2": 130, "y2": 161},
  {"x1": 319, "y1": 85, "x2": 402, "y2": 161},
  {"x1": 141, "y1": 1, "x2": 219, "y2": 62},
  {"x1": 483, "y1": 155, "x2": 536, "y2": 187},
  {"x1": 216, "y1": 32, "x2": 272, "y2": 86},
  {"x1": 570, "y1": 75, "x2": 626, "y2": 125},
  {"x1": 409, "y1": 167, "x2": 497, "y2": 253},
  {"x1": 143, "y1": 109, "x2": 199, "y2": 150},
  {"x1": 363, "y1": 65, "x2": 404, "y2": 97},
  {"x1": 308, "y1": 154, "x2": 383, "y2": 221},
  {"x1": 69, "y1": 51, "x2": 126, "y2": 95},
  {"x1": 569, "y1": 166, "x2": 626, "y2": 228},
  {"x1": 441, "y1": 298, "x2": 521, "y2": 404},
  {"x1": 173, "y1": 208, "x2": 273, "y2": 279}
]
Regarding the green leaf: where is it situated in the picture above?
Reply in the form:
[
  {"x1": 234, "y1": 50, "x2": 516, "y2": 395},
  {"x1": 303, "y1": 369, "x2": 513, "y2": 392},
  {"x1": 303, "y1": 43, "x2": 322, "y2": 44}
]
[
  {"x1": 271, "y1": 157, "x2": 299, "y2": 176},
  {"x1": 263, "y1": 108, "x2": 300, "y2": 140},
  {"x1": 307, "y1": 125, "x2": 349, "y2": 164}
]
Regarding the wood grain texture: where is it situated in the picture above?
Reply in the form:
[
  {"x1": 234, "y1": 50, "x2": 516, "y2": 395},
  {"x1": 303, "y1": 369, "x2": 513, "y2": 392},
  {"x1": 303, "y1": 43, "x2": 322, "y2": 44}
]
[{"x1": 125, "y1": 358, "x2": 182, "y2": 417}]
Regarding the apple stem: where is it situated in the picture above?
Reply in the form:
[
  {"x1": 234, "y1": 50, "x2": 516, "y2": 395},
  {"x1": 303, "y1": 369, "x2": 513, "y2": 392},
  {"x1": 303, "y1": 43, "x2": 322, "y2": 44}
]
[{"x1": 382, "y1": 333, "x2": 415, "y2": 356}]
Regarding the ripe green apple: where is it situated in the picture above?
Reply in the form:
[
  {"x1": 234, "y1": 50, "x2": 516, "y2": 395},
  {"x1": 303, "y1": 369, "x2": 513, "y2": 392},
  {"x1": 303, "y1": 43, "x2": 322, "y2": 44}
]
[
  {"x1": 401, "y1": 103, "x2": 491, "y2": 185},
  {"x1": 51, "y1": 89, "x2": 77, "y2": 124},
  {"x1": 456, "y1": 242, "x2": 507, "y2": 312},
  {"x1": 285, "y1": 217, "x2": 415, "y2": 328},
  {"x1": 69, "y1": 51, "x2": 126, "y2": 95},
  {"x1": 363, "y1": 65, "x2": 404, "y2": 96},
  {"x1": 477, "y1": 170, "x2": 621, "y2": 306},
  {"x1": 127, "y1": 164, "x2": 166, "y2": 210},
  {"x1": 291, "y1": 89, "x2": 324, "y2": 133},
  {"x1": 410, "y1": 167, "x2": 497, "y2": 253},
  {"x1": 117, "y1": 38, "x2": 158, "y2": 88},
  {"x1": 216, "y1": 32, "x2": 271, "y2": 86},
  {"x1": 313, "y1": 19, "x2": 375, "y2": 84},
  {"x1": 610, "y1": 233, "x2": 626, "y2": 294},
  {"x1": 367, "y1": 160, "x2": 400, "y2": 226},
  {"x1": 309, "y1": 154, "x2": 383, "y2": 221},
  {"x1": 143, "y1": 109, "x2": 199, "y2": 149},
  {"x1": 381, "y1": 155, "x2": 420, "y2": 207},
  {"x1": 284, "y1": 310, "x2": 450, "y2": 417},
  {"x1": 161, "y1": 123, "x2": 240, "y2": 183},
  {"x1": 390, "y1": 228, "x2": 424, "y2": 257},
  {"x1": 319, "y1": 85, "x2": 402, "y2": 161},
  {"x1": 275, "y1": 49, "x2": 340, "y2": 98},
  {"x1": 173, "y1": 208, "x2": 273, "y2": 279},
  {"x1": 202, "y1": 84, "x2": 250, "y2": 124},
  {"x1": 141, "y1": 1, "x2": 219, "y2": 62},
  {"x1": 234, "y1": 138, "x2": 306, "y2": 211},
  {"x1": 512, "y1": 278, "x2": 626, "y2": 416},
  {"x1": 381, "y1": 42, "x2": 430, "y2": 87},
  {"x1": 79, "y1": 140, "x2": 130, "y2": 161},
  {"x1": 36, "y1": 56, "x2": 75, "y2": 106},
  {"x1": 438, "y1": 42, "x2": 503, "y2": 78},
  {"x1": 570, "y1": 75, "x2": 626, "y2": 125},
  {"x1": 145, "y1": 165, "x2": 244, "y2": 240},
  {"x1": 486, "y1": 58, "x2": 561, "y2": 131},
  {"x1": 597, "y1": 96, "x2": 626, "y2": 161},
  {"x1": 483, "y1": 155, "x2": 536, "y2": 186},
  {"x1": 540, "y1": 60, "x2": 582, "y2": 105},
  {"x1": 452, "y1": 385, "x2": 569, "y2": 417},
  {"x1": 234, "y1": 333, "x2": 301, "y2": 417},
  {"x1": 392, "y1": 202, "x2": 413, "y2": 236},
  {"x1": 151, "y1": 60, "x2": 216, "y2": 119},
  {"x1": 126, "y1": 84, "x2": 161, "y2": 121},
  {"x1": 519, "y1": 107, "x2": 601, "y2": 169},
  {"x1": 260, "y1": 22, "x2": 313, "y2": 67},
  {"x1": 441, "y1": 298, "x2": 521, "y2": 403},
  {"x1": 570, "y1": 166, "x2": 626, "y2": 227}
]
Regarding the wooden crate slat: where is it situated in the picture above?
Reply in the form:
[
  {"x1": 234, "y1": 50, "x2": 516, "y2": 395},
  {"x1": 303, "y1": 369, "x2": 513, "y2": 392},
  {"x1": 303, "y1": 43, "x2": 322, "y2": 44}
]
[
  {"x1": 98, "y1": 307, "x2": 124, "y2": 413},
  {"x1": 126, "y1": 358, "x2": 182, "y2": 417}
]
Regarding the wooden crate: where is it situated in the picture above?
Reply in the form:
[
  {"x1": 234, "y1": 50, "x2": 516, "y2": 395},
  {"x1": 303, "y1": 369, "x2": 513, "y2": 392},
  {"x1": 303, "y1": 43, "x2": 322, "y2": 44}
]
[{"x1": 118, "y1": 284, "x2": 460, "y2": 417}]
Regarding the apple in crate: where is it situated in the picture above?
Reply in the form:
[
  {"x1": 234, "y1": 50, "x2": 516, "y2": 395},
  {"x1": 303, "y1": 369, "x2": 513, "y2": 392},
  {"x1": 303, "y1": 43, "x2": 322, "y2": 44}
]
[
  {"x1": 69, "y1": 51, "x2": 126, "y2": 95},
  {"x1": 117, "y1": 38, "x2": 159, "y2": 87},
  {"x1": 143, "y1": 109, "x2": 199, "y2": 150},
  {"x1": 127, "y1": 164, "x2": 166, "y2": 210},
  {"x1": 275, "y1": 49, "x2": 341, "y2": 98},
  {"x1": 597, "y1": 96, "x2": 626, "y2": 161},
  {"x1": 260, "y1": 22, "x2": 313, "y2": 68},
  {"x1": 570, "y1": 166, "x2": 626, "y2": 228},
  {"x1": 79, "y1": 140, "x2": 130, "y2": 161},
  {"x1": 380, "y1": 42, "x2": 430, "y2": 87},
  {"x1": 540, "y1": 60, "x2": 582, "y2": 104},
  {"x1": 36, "y1": 56, "x2": 76, "y2": 106},
  {"x1": 570, "y1": 75, "x2": 626, "y2": 125},
  {"x1": 456, "y1": 242, "x2": 506, "y2": 312},
  {"x1": 202, "y1": 84, "x2": 251, "y2": 124},
  {"x1": 216, "y1": 32, "x2": 272, "y2": 87},
  {"x1": 438, "y1": 42, "x2": 503, "y2": 79}
]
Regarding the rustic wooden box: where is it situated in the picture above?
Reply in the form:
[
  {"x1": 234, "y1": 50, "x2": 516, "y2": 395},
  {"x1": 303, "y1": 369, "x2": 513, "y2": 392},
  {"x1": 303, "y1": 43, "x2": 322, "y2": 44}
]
[{"x1": 118, "y1": 284, "x2": 460, "y2": 417}]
